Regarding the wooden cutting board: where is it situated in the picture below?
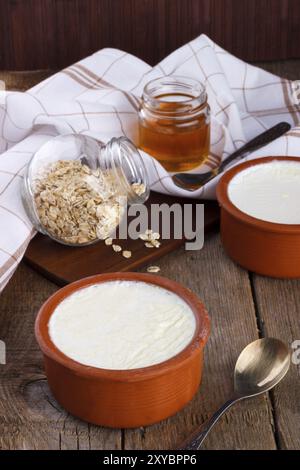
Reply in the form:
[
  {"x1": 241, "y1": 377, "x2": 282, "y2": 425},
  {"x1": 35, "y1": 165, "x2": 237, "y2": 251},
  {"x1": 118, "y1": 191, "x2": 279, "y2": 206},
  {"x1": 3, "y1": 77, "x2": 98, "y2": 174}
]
[{"x1": 24, "y1": 192, "x2": 220, "y2": 286}]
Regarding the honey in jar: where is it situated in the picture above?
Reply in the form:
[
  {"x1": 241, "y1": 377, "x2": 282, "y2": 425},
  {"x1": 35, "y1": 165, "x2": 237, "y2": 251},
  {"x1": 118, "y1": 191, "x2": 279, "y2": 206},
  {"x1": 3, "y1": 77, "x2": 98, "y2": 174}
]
[{"x1": 138, "y1": 76, "x2": 210, "y2": 172}]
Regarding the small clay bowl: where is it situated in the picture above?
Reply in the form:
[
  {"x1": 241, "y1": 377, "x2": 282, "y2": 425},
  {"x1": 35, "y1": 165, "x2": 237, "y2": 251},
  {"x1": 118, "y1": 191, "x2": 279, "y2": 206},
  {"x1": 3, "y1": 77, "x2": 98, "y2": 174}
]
[
  {"x1": 35, "y1": 272, "x2": 210, "y2": 428},
  {"x1": 217, "y1": 156, "x2": 300, "y2": 278}
]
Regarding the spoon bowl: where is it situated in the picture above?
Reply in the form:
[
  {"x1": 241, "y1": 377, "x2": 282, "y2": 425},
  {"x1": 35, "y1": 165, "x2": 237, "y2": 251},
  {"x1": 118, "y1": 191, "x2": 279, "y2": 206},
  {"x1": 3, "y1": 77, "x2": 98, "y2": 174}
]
[
  {"x1": 177, "y1": 337, "x2": 290, "y2": 449},
  {"x1": 234, "y1": 338, "x2": 290, "y2": 398}
]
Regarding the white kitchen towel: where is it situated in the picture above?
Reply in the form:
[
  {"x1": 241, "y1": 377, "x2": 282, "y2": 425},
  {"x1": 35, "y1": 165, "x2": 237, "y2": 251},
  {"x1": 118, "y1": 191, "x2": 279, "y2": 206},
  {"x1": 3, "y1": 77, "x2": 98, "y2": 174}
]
[{"x1": 0, "y1": 34, "x2": 300, "y2": 291}]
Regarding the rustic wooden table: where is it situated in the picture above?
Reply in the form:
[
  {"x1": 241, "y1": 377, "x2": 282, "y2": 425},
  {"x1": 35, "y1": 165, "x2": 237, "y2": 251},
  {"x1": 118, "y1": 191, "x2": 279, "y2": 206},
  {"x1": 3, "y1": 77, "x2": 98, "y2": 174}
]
[{"x1": 0, "y1": 65, "x2": 299, "y2": 450}]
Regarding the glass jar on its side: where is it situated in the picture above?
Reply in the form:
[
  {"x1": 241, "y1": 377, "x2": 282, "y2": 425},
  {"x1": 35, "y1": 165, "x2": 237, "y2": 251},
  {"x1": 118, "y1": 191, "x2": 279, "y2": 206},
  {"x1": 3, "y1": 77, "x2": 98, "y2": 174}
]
[
  {"x1": 139, "y1": 76, "x2": 210, "y2": 173},
  {"x1": 22, "y1": 134, "x2": 149, "y2": 246}
]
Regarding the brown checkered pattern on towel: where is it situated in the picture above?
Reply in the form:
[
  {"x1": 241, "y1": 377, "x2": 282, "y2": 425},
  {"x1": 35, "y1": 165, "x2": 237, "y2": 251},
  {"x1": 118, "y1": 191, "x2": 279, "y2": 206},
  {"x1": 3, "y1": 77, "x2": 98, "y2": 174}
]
[{"x1": 0, "y1": 34, "x2": 300, "y2": 291}]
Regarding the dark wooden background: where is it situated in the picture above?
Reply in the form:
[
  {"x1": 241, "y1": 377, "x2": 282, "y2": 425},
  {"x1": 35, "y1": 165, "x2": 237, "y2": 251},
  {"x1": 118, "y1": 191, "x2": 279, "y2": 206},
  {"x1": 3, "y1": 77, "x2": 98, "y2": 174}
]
[{"x1": 0, "y1": 0, "x2": 300, "y2": 70}]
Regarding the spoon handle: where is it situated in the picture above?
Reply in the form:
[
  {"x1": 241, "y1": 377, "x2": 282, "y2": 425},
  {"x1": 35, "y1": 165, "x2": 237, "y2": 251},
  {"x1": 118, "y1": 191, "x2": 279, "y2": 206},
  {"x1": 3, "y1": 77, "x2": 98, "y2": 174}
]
[
  {"x1": 176, "y1": 397, "x2": 238, "y2": 450},
  {"x1": 172, "y1": 121, "x2": 291, "y2": 192},
  {"x1": 219, "y1": 121, "x2": 291, "y2": 173}
]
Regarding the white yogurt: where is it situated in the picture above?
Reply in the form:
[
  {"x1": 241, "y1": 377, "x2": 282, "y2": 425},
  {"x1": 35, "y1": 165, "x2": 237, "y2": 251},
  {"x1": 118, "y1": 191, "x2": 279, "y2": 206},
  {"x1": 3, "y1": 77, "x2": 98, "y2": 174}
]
[
  {"x1": 48, "y1": 280, "x2": 196, "y2": 370},
  {"x1": 228, "y1": 160, "x2": 300, "y2": 224}
]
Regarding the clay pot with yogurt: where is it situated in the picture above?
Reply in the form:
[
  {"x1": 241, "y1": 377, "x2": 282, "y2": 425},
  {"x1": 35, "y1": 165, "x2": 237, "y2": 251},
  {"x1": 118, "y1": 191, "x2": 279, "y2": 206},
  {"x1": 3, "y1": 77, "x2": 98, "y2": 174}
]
[
  {"x1": 35, "y1": 272, "x2": 210, "y2": 428},
  {"x1": 217, "y1": 156, "x2": 300, "y2": 278}
]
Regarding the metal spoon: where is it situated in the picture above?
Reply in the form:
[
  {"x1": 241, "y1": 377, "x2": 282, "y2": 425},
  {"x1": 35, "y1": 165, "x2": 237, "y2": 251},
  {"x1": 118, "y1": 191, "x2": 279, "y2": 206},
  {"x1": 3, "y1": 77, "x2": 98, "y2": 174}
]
[
  {"x1": 172, "y1": 122, "x2": 291, "y2": 191},
  {"x1": 177, "y1": 338, "x2": 290, "y2": 450}
]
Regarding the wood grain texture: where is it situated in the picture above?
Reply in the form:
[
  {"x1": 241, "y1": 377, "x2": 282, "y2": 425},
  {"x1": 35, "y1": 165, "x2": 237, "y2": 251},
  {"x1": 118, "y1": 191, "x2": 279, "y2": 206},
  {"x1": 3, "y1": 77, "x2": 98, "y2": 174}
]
[
  {"x1": 1, "y1": 0, "x2": 300, "y2": 70},
  {"x1": 0, "y1": 265, "x2": 122, "y2": 450},
  {"x1": 0, "y1": 70, "x2": 54, "y2": 91},
  {"x1": 0, "y1": 235, "x2": 277, "y2": 450},
  {"x1": 252, "y1": 274, "x2": 300, "y2": 450},
  {"x1": 1, "y1": 64, "x2": 300, "y2": 450},
  {"x1": 124, "y1": 235, "x2": 276, "y2": 450},
  {"x1": 24, "y1": 197, "x2": 219, "y2": 286}
]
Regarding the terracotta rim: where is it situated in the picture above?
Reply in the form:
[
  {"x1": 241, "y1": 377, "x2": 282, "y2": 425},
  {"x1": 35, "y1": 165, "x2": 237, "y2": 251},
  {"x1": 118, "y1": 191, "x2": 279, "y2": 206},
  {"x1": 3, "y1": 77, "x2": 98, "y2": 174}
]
[
  {"x1": 35, "y1": 272, "x2": 210, "y2": 382},
  {"x1": 217, "y1": 156, "x2": 300, "y2": 234}
]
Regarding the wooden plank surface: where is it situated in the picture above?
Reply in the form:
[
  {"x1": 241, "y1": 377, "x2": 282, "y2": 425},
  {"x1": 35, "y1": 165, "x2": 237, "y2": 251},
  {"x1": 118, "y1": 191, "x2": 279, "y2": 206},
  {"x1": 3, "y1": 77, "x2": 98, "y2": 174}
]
[
  {"x1": 252, "y1": 274, "x2": 300, "y2": 450},
  {"x1": 124, "y1": 234, "x2": 276, "y2": 450},
  {"x1": 1, "y1": 0, "x2": 300, "y2": 70},
  {"x1": 0, "y1": 265, "x2": 122, "y2": 451},
  {"x1": 0, "y1": 234, "x2": 277, "y2": 450},
  {"x1": 0, "y1": 63, "x2": 300, "y2": 450},
  {"x1": 24, "y1": 197, "x2": 219, "y2": 286}
]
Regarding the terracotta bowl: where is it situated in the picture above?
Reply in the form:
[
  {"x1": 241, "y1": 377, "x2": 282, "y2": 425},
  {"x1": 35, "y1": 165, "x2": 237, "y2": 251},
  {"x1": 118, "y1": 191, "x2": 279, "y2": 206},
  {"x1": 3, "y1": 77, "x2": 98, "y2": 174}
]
[
  {"x1": 217, "y1": 156, "x2": 300, "y2": 278},
  {"x1": 35, "y1": 272, "x2": 210, "y2": 428}
]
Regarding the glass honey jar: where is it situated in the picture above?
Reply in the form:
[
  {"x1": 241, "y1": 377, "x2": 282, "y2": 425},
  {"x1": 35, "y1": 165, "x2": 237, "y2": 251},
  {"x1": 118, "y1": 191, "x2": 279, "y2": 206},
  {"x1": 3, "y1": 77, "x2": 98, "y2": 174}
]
[{"x1": 138, "y1": 76, "x2": 210, "y2": 172}]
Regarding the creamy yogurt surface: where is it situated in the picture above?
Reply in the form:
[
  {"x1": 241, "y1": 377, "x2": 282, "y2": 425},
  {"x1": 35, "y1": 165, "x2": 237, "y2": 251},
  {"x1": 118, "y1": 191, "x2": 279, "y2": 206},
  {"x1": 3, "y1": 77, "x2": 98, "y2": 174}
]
[
  {"x1": 48, "y1": 280, "x2": 196, "y2": 370},
  {"x1": 228, "y1": 160, "x2": 300, "y2": 224}
]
